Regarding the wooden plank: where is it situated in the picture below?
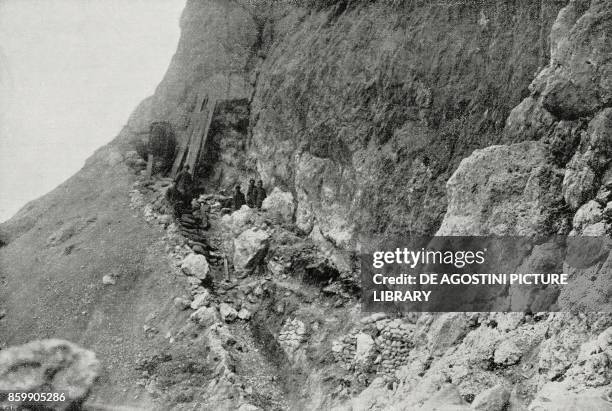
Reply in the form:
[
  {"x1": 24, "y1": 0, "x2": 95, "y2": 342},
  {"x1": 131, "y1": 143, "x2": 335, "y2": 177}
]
[
  {"x1": 185, "y1": 97, "x2": 217, "y2": 173},
  {"x1": 146, "y1": 154, "x2": 154, "y2": 178},
  {"x1": 170, "y1": 94, "x2": 206, "y2": 176}
]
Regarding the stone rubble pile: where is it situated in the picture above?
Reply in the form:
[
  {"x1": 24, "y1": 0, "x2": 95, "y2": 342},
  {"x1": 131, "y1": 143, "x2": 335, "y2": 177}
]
[
  {"x1": 332, "y1": 332, "x2": 358, "y2": 370},
  {"x1": 278, "y1": 318, "x2": 307, "y2": 358},
  {"x1": 332, "y1": 316, "x2": 414, "y2": 378},
  {"x1": 376, "y1": 319, "x2": 414, "y2": 376}
]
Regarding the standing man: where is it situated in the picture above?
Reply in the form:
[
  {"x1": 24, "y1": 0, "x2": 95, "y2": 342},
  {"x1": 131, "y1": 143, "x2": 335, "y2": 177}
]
[
  {"x1": 246, "y1": 179, "x2": 256, "y2": 208},
  {"x1": 255, "y1": 180, "x2": 267, "y2": 209},
  {"x1": 174, "y1": 164, "x2": 193, "y2": 207},
  {"x1": 233, "y1": 185, "x2": 246, "y2": 210}
]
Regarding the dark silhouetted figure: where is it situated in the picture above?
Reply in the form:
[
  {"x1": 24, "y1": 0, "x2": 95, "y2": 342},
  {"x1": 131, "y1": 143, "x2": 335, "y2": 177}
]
[
  {"x1": 233, "y1": 185, "x2": 246, "y2": 210},
  {"x1": 246, "y1": 179, "x2": 256, "y2": 208},
  {"x1": 174, "y1": 165, "x2": 193, "y2": 206},
  {"x1": 255, "y1": 180, "x2": 266, "y2": 209}
]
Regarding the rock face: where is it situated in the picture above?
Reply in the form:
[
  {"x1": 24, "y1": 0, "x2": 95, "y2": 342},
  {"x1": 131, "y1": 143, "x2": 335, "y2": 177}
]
[
  {"x1": 114, "y1": 0, "x2": 570, "y2": 249},
  {"x1": 435, "y1": 0, "x2": 612, "y2": 312},
  {"x1": 0, "y1": 339, "x2": 100, "y2": 410}
]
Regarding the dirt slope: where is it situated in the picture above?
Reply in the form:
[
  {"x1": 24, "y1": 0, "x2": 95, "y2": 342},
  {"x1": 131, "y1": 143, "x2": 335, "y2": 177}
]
[{"x1": 0, "y1": 146, "x2": 190, "y2": 409}]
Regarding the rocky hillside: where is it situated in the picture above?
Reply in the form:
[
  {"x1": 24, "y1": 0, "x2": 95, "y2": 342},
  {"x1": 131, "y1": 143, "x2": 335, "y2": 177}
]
[{"x1": 1, "y1": 0, "x2": 612, "y2": 409}]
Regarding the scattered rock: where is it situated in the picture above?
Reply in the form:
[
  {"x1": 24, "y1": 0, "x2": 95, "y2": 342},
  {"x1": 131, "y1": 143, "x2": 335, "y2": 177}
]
[
  {"x1": 157, "y1": 214, "x2": 173, "y2": 226},
  {"x1": 173, "y1": 297, "x2": 191, "y2": 310},
  {"x1": 181, "y1": 253, "x2": 210, "y2": 281},
  {"x1": 219, "y1": 303, "x2": 238, "y2": 323},
  {"x1": 471, "y1": 384, "x2": 510, "y2": 411},
  {"x1": 102, "y1": 275, "x2": 116, "y2": 285},
  {"x1": 190, "y1": 306, "x2": 219, "y2": 328},
  {"x1": 238, "y1": 403, "x2": 262, "y2": 411},
  {"x1": 190, "y1": 290, "x2": 212, "y2": 310},
  {"x1": 0, "y1": 339, "x2": 100, "y2": 410},
  {"x1": 238, "y1": 308, "x2": 252, "y2": 321},
  {"x1": 597, "y1": 327, "x2": 612, "y2": 352},
  {"x1": 494, "y1": 340, "x2": 522, "y2": 366}
]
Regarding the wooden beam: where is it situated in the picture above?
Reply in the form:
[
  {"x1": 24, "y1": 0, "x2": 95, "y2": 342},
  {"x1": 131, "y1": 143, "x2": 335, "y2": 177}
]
[
  {"x1": 185, "y1": 97, "x2": 217, "y2": 173},
  {"x1": 170, "y1": 94, "x2": 206, "y2": 177}
]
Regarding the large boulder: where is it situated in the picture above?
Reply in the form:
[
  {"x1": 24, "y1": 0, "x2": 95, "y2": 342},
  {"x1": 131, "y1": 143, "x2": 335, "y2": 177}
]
[
  {"x1": 262, "y1": 187, "x2": 295, "y2": 223},
  {"x1": 181, "y1": 253, "x2": 210, "y2": 281},
  {"x1": 0, "y1": 339, "x2": 100, "y2": 410},
  {"x1": 221, "y1": 205, "x2": 260, "y2": 236},
  {"x1": 437, "y1": 141, "x2": 564, "y2": 236},
  {"x1": 233, "y1": 228, "x2": 270, "y2": 273}
]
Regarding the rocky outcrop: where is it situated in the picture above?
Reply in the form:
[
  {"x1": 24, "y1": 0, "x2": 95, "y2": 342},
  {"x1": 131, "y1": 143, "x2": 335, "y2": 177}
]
[
  {"x1": 437, "y1": 0, "x2": 612, "y2": 314},
  {"x1": 0, "y1": 339, "x2": 100, "y2": 410},
  {"x1": 535, "y1": 0, "x2": 612, "y2": 120},
  {"x1": 436, "y1": 141, "x2": 565, "y2": 236}
]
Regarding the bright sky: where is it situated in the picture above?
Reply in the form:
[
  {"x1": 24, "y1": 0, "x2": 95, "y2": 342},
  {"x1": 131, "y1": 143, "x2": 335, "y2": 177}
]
[{"x1": 0, "y1": 0, "x2": 185, "y2": 222}]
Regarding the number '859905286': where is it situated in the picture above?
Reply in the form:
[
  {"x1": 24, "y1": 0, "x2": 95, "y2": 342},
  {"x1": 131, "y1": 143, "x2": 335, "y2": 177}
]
[{"x1": 5, "y1": 392, "x2": 66, "y2": 402}]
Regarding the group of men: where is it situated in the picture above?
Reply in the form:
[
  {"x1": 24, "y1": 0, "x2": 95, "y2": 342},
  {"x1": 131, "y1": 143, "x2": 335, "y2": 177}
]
[
  {"x1": 173, "y1": 165, "x2": 267, "y2": 212},
  {"x1": 234, "y1": 179, "x2": 266, "y2": 210}
]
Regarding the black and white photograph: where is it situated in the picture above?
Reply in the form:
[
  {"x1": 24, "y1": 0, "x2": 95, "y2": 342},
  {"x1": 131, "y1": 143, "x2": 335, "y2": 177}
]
[{"x1": 1, "y1": 0, "x2": 612, "y2": 409}]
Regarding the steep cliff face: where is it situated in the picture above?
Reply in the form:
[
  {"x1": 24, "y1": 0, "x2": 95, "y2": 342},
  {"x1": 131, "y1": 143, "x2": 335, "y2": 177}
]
[
  {"x1": 127, "y1": 0, "x2": 569, "y2": 249},
  {"x1": 250, "y1": 0, "x2": 566, "y2": 247}
]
